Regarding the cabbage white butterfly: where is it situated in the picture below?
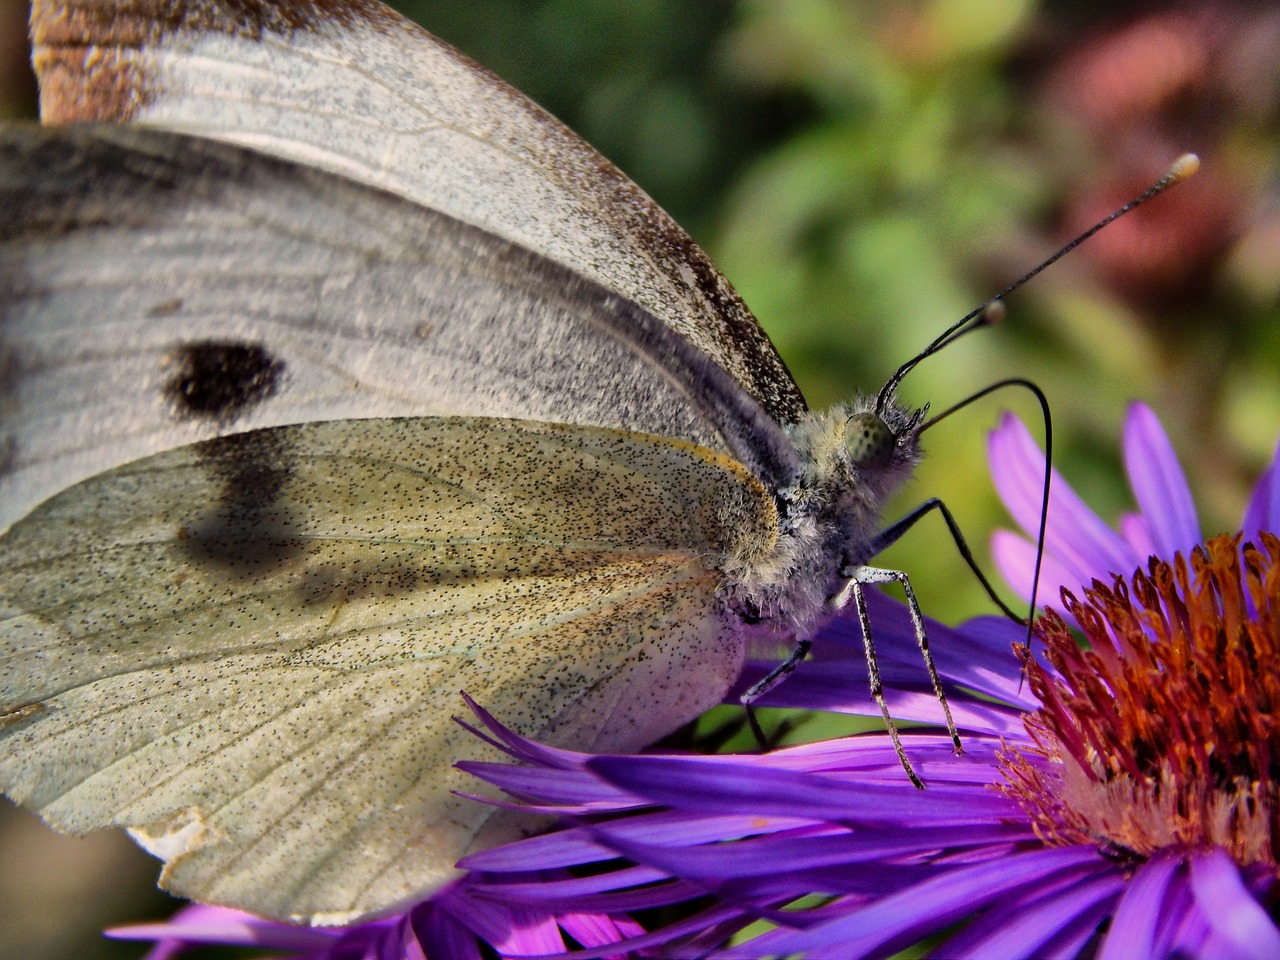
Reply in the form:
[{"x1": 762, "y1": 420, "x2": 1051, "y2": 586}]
[{"x1": 3, "y1": 0, "x2": 949, "y2": 925}]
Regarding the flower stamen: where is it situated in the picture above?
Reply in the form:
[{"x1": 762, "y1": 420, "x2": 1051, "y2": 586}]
[{"x1": 999, "y1": 532, "x2": 1280, "y2": 871}]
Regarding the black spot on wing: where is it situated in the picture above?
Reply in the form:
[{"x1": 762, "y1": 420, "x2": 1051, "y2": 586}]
[
  {"x1": 165, "y1": 340, "x2": 285, "y2": 423},
  {"x1": 182, "y1": 428, "x2": 303, "y2": 571}
]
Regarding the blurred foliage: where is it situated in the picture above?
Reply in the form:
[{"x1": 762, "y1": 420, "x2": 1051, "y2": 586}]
[{"x1": 3, "y1": 0, "x2": 1279, "y2": 957}]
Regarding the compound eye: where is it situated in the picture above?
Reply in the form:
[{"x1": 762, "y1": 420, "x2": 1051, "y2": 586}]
[{"x1": 845, "y1": 412, "x2": 895, "y2": 467}]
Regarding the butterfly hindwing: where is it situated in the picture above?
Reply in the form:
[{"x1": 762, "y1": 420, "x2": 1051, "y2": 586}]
[{"x1": 0, "y1": 414, "x2": 777, "y2": 921}]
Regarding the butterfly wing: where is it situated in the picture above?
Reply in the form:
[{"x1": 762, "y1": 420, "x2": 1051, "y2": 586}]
[
  {"x1": 0, "y1": 413, "x2": 778, "y2": 922},
  {"x1": 29, "y1": 0, "x2": 806, "y2": 427},
  {"x1": 0, "y1": 124, "x2": 800, "y2": 531},
  {"x1": 5, "y1": 2, "x2": 804, "y2": 923}
]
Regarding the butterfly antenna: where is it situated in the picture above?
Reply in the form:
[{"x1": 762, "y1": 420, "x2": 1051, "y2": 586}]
[
  {"x1": 919, "y1": 378, "x2": 1053, "y2": 642},
  {"x1": 875, "y1": 153, "x2": 1200, "y2": 417}
]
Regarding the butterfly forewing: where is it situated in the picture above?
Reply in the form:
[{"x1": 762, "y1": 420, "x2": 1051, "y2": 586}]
[
  {"x1": 0, "y1": 125, "x2": 799, "y2": 531},
  {"x1": 0, "y1": 415, "x2": 776, "y2": 921},
  {"x1": 30, "y1": 0, "x2": 806, "y2": 427}
]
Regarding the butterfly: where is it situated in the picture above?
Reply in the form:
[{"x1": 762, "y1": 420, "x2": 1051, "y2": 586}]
[{"x1": 1, "y1": 0, "x2": 939, "y2": 925}]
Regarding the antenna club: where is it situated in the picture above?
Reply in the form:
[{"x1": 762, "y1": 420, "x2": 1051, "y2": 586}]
[
  {"x1": 881, "y1": 155, "x2": 1191, "y2": 404},
  {"x1": 1167, "y1": 153, "x2": 1200, "y2": 185}
]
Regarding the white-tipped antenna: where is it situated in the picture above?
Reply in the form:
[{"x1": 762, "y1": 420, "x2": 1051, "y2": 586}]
[
  {"x1": 871, "y1": 154, "x2": 1201, "y2": 764},
  {"x1": 875, "y1": 153, "x2": 1200, "y2": 417}
]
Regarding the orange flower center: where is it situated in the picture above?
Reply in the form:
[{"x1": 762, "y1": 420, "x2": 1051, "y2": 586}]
[{"x1": 998, "y1": 533, "x2": 1280, "y2": 870}]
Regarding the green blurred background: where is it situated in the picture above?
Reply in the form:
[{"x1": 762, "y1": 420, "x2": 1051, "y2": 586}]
[{"x1": 1, "y1": 0, "x2": 1277, "y2": 956}]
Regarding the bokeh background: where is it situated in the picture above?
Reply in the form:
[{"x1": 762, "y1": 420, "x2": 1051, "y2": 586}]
[{"x1": 1, "y1": 0, "x2": 1277, "y2": 957}]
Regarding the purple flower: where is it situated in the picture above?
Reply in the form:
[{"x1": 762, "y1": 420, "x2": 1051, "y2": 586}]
[
  {"x1": 110, "y1": 404, "x2": 1280, "y2": 958},
  {"x1": 988, "y1": 401, "x2": 1280, "y2": 614}
]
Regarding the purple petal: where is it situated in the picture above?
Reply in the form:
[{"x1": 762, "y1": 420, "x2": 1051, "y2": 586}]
[
  {"x1": 950, "y1": 613, "x2": 1046, "y2": 702},
  {"x1": 475, "y1": 866, "x2": 681, "y2": 903},
  {"x1": 1037, "y1": 896, "x2": 1119, "y2": 960},
  {"x1": 1167, "y1": 910, "x2": 1212, "y2": 960},
  {"x1": 457, "y1": 761, "x2": 636, "y2": 808},
  {"x1": 1118, "y1": 512, "x2": 1156, "y2": 560},
  {"x1": 437, "y1": 889, "x2": 564, "y2": 958},
  {"x1": 375, "y1": 915, "x2": 429, "y2": 960},
  {"x1": 476, "y1": 878, "x2": 723, "y2": 923},
  {"x1": 588, "y1": 754, "x2": 1019, "y2": 824},
  {"x1": 1147, "y1": 865, "x2": 1197, "y2": 959},
  {"x1": 462, "y1": 812, "x2": 822, "y2": 872},
  {"x1": 1122, "y1": 403, "x2": 1200, "y2": 559},
  {"x1": 485, "y1": 911, "x2": 567, "y2": 957},
  {"x1": 718, "y1": 846, "x2": 1108, "y2": 959},
  {"x1": 410, "y1": 906, "x2": 484, "y2": 960},
  {"x1": 1188, "y1": 848, "x2": 1280, "y2": 960},
  {"x1": 990, "y1": 529, "x2": 1083, "y2": 618},
  {"x1": 604, "y1": 822, "x2": 1031, "y2": 879},
  {"x1": 938, "y1": 869, "x2": 1125, "y2": 959},
  {"x1": 559, "y1": 912, "x2": 642, "y2": 955},
  {"x1": 459, "y1": 696, "x2": 594, "y2": 772},
  {"x1": 655, "y1": 825, "x2": 1029, "y2": 883},
  {"x1": 1241, "y1": 433, "x2": 1280, "y2": 545},
  {"x1": 106, "y1": 906, "x2": 335, "y2": 951},
  {"x1": 563, "y1": 903, "x2": 751, "y2": 959},
  {"x1": 677, "y1": 730, "x2": 1013, "y2": 785},
  {"x1": 989, "y1": 413, "x2": 1140, "y2": 592},
  {"x1": 1098, "y1": 853, "x2": 1181, "y2": 960}
]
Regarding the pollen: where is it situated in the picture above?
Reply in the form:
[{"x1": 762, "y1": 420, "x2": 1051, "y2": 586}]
[{"x1": 999, "y1": 533, "x2": 1280, "y2": 871}]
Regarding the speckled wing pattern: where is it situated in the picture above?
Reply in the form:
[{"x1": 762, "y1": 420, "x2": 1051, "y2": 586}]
[
  {"x1": 0, "y1": 415, "x2": 776, "y2": 923},
  {"x1": 0, "y1": 0, "x2": 806, "y2": 927}
]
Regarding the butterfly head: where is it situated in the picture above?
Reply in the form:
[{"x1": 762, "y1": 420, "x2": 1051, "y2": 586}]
[
  {"x1": 844, "y1": 386, "x2": 926, "y2": 475},
  {"x1": 797, "y1": 391, "x2": 925, "y2": 487},
  {"x1": 844, "y1": 411, "x2": 897, "y2": 468},
  {"x1": 783, "y1": 392, "x2": 925, "y2": 550},
  {"x1": 844, "y1": 393, "x2": 925, "y2": 497}
]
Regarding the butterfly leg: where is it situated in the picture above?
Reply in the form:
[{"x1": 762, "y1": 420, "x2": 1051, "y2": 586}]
[
  {"x1": 838, "y1": 572, "x2": 925, "y2": 787},
  {"x1": 740, "y1": 497, "x2": 989, "y2": 762},
  {"x1": 868, "y1": 497, "x2": 1022, "y2": 622},
  {"x1": 739, "y1": 636, "x2": 812, "y2": 747},
  {"x1": 739, "y1": 638, "x2": 812, "y2": 704},
  {"x1": 838, "y1": 565, "x2": 962, "y2": 773}
]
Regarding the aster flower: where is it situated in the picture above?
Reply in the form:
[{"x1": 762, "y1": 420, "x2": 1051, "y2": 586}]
[
  {"x1": 109, "y1": 403, "x2": 1280, "y2": 958},
  {"x1": 986, "y1": 401, "x2": 1280, "y2": 613},
  {"x1": 562, "y1": 403, "x2": 1280, "y2": 959}
]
